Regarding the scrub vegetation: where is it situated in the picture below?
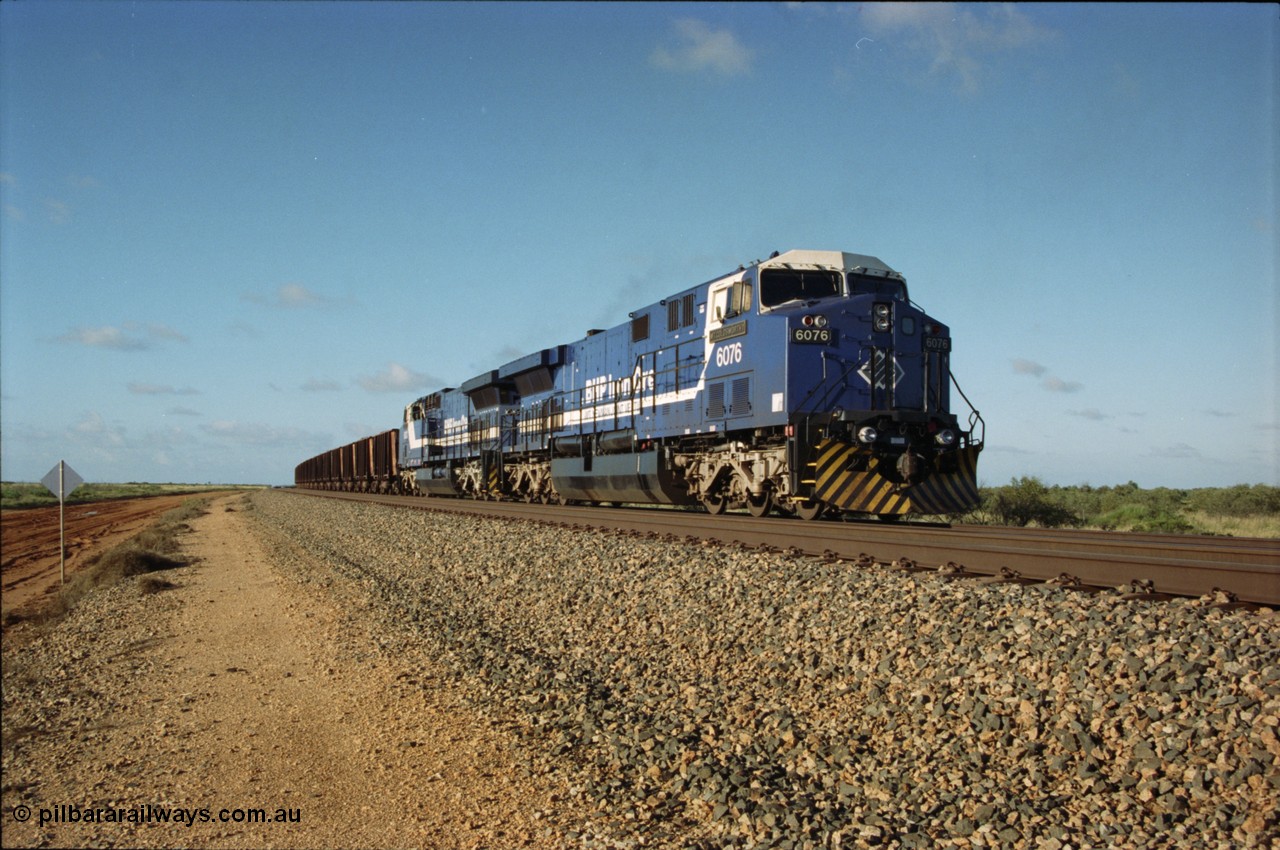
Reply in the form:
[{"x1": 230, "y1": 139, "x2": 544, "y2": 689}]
[
  {"x1": 21, "y1": 498, "x2": 211, "y2": 626},
  {"x1": 0, "y1": 481, "x2": 258, "y2": 510},
  {"x1": 960, "y1": 479, "x2": 1280, "y2": 537}
]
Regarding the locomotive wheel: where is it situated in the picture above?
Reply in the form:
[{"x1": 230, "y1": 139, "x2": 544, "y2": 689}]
[
  {"x1": 794, "y1": 499, "x2": 826, "y2": 521},
  {"x1": 701, "y1": 494, "x2": 729, "y2": 515},
  {"x1": 746, "y1": 491, "x2": 773, "y2": 518}
]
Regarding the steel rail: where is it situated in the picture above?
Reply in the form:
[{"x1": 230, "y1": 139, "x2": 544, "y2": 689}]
[{"x1": 281, "y1": 489, "x2": 1280, "y2": 606}]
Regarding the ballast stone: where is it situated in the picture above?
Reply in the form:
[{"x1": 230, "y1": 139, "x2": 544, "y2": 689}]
[{"x1": 248, "y1": 492, "x2": 1280, "y2": 849}]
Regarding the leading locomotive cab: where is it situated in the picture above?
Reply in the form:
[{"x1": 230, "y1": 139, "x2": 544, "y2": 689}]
[
  {"x1": 768, "y1": 254, "x2": 981, "y2": 518},
  {"x1": 693, "y1": 251, "x2": 981, "y2": 519}
]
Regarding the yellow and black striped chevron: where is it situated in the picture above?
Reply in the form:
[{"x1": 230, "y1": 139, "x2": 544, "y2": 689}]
[
  {"x1": 811, "y1": 439, "x2": 980, "y2": 515},
  {"x1": 482, "y1": 450, "x2": 502, "y2": 495}
]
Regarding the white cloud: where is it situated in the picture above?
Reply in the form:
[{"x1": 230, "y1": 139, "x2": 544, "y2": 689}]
[
  {"x1": 278, "y1": 283, "x2": 325, "y2": 307},
  {"x1": 60, "y1": 323, "x2": 187, "y2": 350},
  {"x1": 202, "y1": 420, "x2": 311, "y2": 447},
  {"x1": 1012, "y1": 358, "x2": 1082, "y2": 393},
  {"x1": 144, "y1": 323, "x2": 188, "y2": 342},
  {"x1": 243, "y1": 283, "x2": 340, "y2": 309},
  {"x1": 356, "y1": 362, "x2": 434, "y2": 394},
  {"x1": 860, "y1": 2, "x2": 1052, "y2": 92},
  {"x1": 70, "y1": 411, "x2": 126, "y2": 447},
  {"x1": 43, "y1": 198, "x2": 72, "y2": 224},
  {"x1": 60, "y1": 326, "x2": 148, "y2": 351},
  {"x1": 861, "y1": 3, "x2": 939, "y2": 30},
  {"x1": 1150, "y1": 443, "x2": 1203, "y2": 460},
  {"x1": 1012, "y1": 359, "x2": 1083, "y2": 393},
  {"x1": 128, "y1": 383, "x2": 200, "y2": 396},
  {"x1": 1011, "y1": 358, "x2": 1047, "y2": 377},
  {"x1": 651, "y1": 18, "x2": 752, "y2": 77},
  {"x1": 1042, "y1": 376, "x2": 1083, "y2": 394}
]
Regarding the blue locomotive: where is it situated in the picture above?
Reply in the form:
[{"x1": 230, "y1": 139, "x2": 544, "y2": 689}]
[{"x1": 385, "y1": 249, "x2": 983, "y2": 520}]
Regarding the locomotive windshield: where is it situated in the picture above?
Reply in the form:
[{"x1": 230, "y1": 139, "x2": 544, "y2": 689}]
[
  {"x1": 759, "y1": 269, "x2": 842, "y2": 308},
  {"x1": 847, "y1": 272, "x2": 907, "y2": 301}
]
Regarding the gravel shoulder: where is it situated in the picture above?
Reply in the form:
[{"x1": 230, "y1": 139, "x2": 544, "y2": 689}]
[{"x1": 1, "y1": 492, "x2": 577, "y2": 849}]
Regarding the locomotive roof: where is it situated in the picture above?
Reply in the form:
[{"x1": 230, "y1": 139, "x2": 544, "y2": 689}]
[
  {"x1": 758, "y1": 249, "x2": 902, "y2": 278},
  {"x1": 674, "y1": 249, "x2": 906, "y2": 304}
]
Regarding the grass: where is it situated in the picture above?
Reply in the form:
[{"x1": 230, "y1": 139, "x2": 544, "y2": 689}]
[
  {"x1": 4, "y1": 497, "x2": 212, "y2": 629},
  {"x1": 1, "y1": 481, "x2": 263, "y2": 510},
  {"x1": 961, "y1": 479, "x2": 1280, "y2": 537},
  {"x1": 1182, "y1": 511, "x2": 1280, "y2": 539}
]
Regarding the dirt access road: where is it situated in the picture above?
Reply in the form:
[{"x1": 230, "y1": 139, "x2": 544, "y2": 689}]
[
  {"x1": 1, "y1": 494, "x2": 211, "y2": 621},
  {"x1": 2, "y1": 492, "x2": 579, "y2": 848}
]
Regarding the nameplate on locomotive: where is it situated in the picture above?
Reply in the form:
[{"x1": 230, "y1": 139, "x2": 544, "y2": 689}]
[
  {"x1": 924, "y1": 337, "x2": 952, "y2": 352},
  {"x1": 790, "y1": 327, "x2": 835, "y2": 345},
  {"x1": 710, "y1": 321, "x2": 748, "y2": 343}
]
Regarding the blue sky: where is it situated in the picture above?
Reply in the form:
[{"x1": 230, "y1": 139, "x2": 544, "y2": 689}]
[{"x1": 1, "y1": 2, "x2": 1275, "y2": 489}]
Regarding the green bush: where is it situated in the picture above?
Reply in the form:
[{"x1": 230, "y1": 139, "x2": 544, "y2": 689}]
[
  {"x1": 1186, "y1": 484, "x2": 1280, "y2": 517},
  {"x1": 984, "y1": 477, "x2": 1081, "y2": 528},
  {"x1": 968, "y1": 480, "x2": 1276, "y2": 536},
  {"x1": 1093, "y1": 503, "x2": 1195, "y2": 533}
]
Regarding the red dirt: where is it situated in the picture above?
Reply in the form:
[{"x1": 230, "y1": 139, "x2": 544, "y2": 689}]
[{"x1": 1, "y1": 494, "x2": 232, "y2": 620}]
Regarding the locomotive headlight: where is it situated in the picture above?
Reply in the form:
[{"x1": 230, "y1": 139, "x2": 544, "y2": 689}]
[
  {"x1": 873, "y1": 302, "x2": 892, "y2": 332},
  {"x1": 935, "y1": 429, "x2": 956, "y2": 447},
  {"x1": 814, "y1": 314, "x2": 829, "y2": 328},
  {"x1": 858, "y1": 426, "x2": 879, "y2": 444}
]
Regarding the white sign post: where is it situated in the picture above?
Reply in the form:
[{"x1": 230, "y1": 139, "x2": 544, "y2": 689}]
[{"x1": 40, "y1": 460, "x2": 84, "y2": 585}]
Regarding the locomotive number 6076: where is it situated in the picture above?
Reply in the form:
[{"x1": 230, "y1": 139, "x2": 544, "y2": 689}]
[
  {"x1": 714, "y1": 342, "x2": 744, "y2": 367},
  {"x1": 791, "y1": 327, "x2": 834, "y2": 345}
]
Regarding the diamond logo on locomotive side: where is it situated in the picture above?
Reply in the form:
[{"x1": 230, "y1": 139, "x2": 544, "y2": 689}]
[{"x1": 856, "y1": 352, "x2": 905, "y2": 390}]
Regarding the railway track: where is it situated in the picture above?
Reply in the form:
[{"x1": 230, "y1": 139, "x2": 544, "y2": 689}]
[{"x1": 283, "y1": 489, "x2": 1280, "y2": 606}]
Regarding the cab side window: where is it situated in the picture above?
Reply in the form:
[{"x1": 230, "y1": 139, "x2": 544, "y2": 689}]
[{"x1": 714, "y1": 281, "x2": 753, "y2": 322}]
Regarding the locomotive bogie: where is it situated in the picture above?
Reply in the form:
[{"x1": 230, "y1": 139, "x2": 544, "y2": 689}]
[{"x1": 671, "y1": 439, "x2": 792, "y2": 516}]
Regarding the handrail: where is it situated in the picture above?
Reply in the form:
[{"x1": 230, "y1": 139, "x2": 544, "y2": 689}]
[{"x1": 950, "y1": 369, "x2": 985, "y2": 447}]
